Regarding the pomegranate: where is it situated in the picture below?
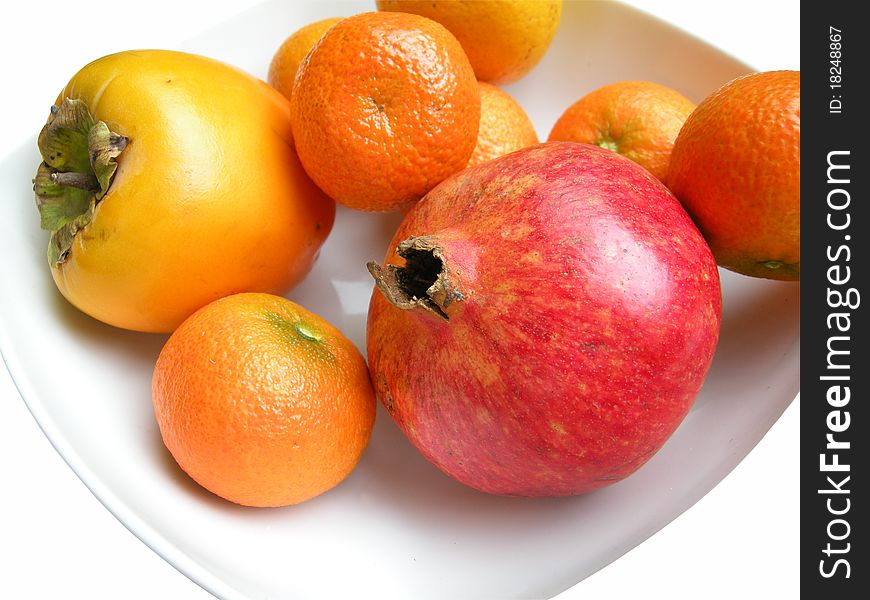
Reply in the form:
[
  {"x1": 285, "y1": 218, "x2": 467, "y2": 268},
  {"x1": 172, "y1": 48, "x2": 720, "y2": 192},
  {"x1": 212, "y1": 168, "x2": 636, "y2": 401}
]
[{"x1": 367, "y1": 142, "x2": 721, "y2": 496}]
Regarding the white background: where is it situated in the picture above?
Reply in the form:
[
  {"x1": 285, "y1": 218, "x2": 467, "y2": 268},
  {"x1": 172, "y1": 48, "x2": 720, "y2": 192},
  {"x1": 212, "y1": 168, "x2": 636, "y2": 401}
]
[{"x1": 0, "y1": 1, "x2": 799, "y2": 599}]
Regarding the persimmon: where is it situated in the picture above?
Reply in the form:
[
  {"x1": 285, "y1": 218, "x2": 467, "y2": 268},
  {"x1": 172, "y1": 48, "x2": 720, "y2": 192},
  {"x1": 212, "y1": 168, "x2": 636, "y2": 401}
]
[{"x1": 33, "y1": 50, "x2": 335, "y2": 333}]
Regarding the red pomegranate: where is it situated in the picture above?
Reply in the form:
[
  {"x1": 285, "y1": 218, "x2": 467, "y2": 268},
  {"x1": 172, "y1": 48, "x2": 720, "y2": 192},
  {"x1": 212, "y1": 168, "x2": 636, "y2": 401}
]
[{"x1": 367, "y1": 142, "x2": 721, "y2": 496}]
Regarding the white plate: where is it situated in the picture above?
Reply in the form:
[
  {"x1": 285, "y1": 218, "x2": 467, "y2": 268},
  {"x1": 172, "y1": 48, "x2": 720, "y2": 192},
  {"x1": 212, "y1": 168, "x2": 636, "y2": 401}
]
[{"x1": 0, "y1": 1, "x2": 799, "y2": 599}]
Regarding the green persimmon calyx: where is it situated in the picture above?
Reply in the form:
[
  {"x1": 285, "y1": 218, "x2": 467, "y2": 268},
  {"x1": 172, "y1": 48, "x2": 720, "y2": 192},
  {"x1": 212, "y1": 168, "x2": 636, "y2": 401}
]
[{"x1": 33, "y1": 98, "x2": 128, "y2": 266}]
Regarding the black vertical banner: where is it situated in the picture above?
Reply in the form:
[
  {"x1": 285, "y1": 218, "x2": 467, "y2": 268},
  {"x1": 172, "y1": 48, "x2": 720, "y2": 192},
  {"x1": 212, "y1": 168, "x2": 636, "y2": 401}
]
[{"x1": 801, "y1": 2, "x2": 867, "y2": 597}]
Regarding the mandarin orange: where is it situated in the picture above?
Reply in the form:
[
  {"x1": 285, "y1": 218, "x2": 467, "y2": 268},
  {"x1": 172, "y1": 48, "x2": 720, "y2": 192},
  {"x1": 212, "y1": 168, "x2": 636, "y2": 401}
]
[
  {"x1": 667, "y1": 71, "x2": 800, "y2": 280},
  {"x1": 548, "y1": 80, "x2": 694, "y2": 182},
  {"x1": 377, "y1": 0, "x2": 563, "y2": 84},
  {"x1": 267, "y1": 17, "x2": 343, "y2": 101},
  {"x1": 467, "y1": 82, "x2": 538, "y2": 168},
  {"x1": 289, "y1": 11, "x2": 480, "y2": 212},
  {"x1": 152, "y1": 293, "x2": 376, "y2": 507}
]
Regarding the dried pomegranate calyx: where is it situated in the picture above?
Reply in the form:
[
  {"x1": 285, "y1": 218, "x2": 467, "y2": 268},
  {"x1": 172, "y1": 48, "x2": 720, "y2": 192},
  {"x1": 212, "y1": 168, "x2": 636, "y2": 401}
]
[{"x1": 367, "y1": 235, "x2": 464, "y2": 320}]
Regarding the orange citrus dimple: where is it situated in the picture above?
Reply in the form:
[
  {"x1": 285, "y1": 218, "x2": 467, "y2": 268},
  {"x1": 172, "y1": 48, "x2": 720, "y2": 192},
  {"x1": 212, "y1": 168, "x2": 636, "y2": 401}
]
[
  {"x1": 267, "y1": 17, "x2": 343, "y2": 101},
  {"x1": 667, "y1": 71, "x2": 800, "y2": 280},
  {"x1": 151, "y1": 292, "x2": 376, "y2": 507},
  {"x1": 548, "y1": 80, "x2": 695, "y2": 182},
  {"x1": 468, "y1": 82, "x2": 539, "y2": 168},
  {"x1": 290, "y1": 11, "x2": 480, "y2": 212}
]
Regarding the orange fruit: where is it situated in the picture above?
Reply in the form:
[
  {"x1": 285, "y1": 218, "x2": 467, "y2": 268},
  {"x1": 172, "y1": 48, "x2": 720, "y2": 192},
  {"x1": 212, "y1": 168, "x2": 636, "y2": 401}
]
[
  {"x1": 667, "y1": 71, "x2": 800, "y2": 280},
  {"x1": 547, "y1": 80, "x2": 695, "y2": 182},
  {"x1": 467, "y1": 81, "x2": 539, "y2": 168},
  {"x1": 152, "y1": 293, "x2": 376, "y2": 507},
  {"x1": 377, "y1": 0, "x2": 563, "y2": 84},
  {"x1": 267, "y1": 17, "x2": 342, "y2": 101},
  {"x1": 290, "y1": 11, "x2": 480, "y2": 212}
]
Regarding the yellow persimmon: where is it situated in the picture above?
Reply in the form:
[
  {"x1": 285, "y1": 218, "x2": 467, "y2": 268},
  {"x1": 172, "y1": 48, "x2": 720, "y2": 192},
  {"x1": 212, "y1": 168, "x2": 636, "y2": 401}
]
[{"x1": 34, "y1": 50, "x2": 335, "y2": 332}]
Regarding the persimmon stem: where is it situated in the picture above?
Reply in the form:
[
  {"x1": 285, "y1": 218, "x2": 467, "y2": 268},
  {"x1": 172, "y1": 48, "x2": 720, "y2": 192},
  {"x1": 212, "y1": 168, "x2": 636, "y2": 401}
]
[
  {"x1": 35, "y1": 98, "x2": 128, "y2": 266},
  {"x1": 50, "y1": 171, "x2": 100, "y2": 191}
]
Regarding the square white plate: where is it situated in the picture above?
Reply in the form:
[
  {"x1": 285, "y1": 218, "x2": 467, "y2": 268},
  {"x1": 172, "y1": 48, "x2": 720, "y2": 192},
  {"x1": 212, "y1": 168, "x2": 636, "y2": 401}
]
[{"x1": 0, "y1": 1, "x2": 799, "y2": 599}]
